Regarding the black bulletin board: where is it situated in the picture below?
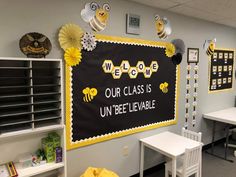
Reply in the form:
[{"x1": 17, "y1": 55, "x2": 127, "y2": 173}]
[
  {"x1": 66, "y1": 34, "x2": 179, "y2": 150},
  {"x1": 209, "y1": 49, "x2": 234, "y2": 92}
]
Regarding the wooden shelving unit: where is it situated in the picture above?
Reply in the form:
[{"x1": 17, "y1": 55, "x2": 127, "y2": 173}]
[{"x1": 0, "y1": 57, "x2": 67, "y2": 177}]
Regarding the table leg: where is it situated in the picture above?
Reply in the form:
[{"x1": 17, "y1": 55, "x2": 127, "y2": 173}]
[
  {"x1": 199, "y1": 147, "x2": 202, "y2": 177},
  {"x1": 172, "y1": 157, "x2": 176, "y2": 177},
  {"x1": 140, "y1": 142, "x2": 144, "y2": 177},
  {"x1": 225, "y1": 124, "x2": 230, "y2": 159},
  {"x1": 211, "y1": 121, "x2": 216, "y2": 154},
  {"x1": 205, "y1": 121, "x2": 233, "y2": 162}
]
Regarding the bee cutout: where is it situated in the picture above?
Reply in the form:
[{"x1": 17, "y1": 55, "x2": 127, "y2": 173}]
[
  {"x1": 203, "y1": 38, "x2": 216, "y2": 56},
  {"x1": 19, "y1": 32, "x2": 52, "y2": 58},
  {"x1": 155, "y1": 15, "x2": 172, "y2": 40},
  {"x1": 159, "y1": 82, "x2": 169, "y2": 93},
  {"x1": 81, "y1": 2, "x2": 111, "y2": 32},
  {"x1": 83, "y1": 87, "x2": 98, "y2": 102}
]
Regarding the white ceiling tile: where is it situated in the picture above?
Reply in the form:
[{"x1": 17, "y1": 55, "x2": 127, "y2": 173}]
[
  {"x1": 185, "y1": 0, "x2": 236, "y2": 18},
  {"x1": 129, "y1": 0, "x2": 236, "y2": 28},
  {"x1": 130, "y1": 0, "x2": 179, "y2": 9},
  {"x1": 169, "y1": 0, "x2": 193, "y2": 4},
  {"x1": 169, "y1": 5, "x2": 221, "y2": 22}
]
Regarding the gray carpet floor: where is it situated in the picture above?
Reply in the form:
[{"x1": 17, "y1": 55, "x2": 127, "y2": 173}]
[{"x1": 146, "y1": 142, "x2": 236, "y2": 177}]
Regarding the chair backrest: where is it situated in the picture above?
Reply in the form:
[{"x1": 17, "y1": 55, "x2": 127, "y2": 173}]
[
  {"x1": 183, "y1": 145, "x2": 202, "y2": 176},
  {"x1": 182, "y1": 127, "x2": 202, "y2": 142}
]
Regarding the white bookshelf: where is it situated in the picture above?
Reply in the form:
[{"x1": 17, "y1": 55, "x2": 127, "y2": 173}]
[
  {"x1": 17, "y1": 162, "x2": 64, "y2": 177},
  {"x1": 0, "y1": 57, "x2": 67, "y2": 177}
]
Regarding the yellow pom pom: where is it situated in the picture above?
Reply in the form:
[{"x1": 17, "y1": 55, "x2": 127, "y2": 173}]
[
  {"x1": 64, "y1": 47, "x2": 82, "y2": 66},
  {"x1": 165, "y1": 43, "x2": 176, "y2": 57}
]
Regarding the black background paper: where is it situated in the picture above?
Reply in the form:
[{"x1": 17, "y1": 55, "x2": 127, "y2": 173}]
[{"x1": 71, "y1": 41, "x2": 177, "y2": 141}]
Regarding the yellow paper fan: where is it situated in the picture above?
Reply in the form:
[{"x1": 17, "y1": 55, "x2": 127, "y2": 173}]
[
  {"x1": 165, "y1": 43, "x2": 176, "y2": 57},
  {"x1": 64, "y1": 47, "x2": 82, "y2": 66},
  {"x1": 58, "y1": 24, "x2": 83, "y2": 51}
]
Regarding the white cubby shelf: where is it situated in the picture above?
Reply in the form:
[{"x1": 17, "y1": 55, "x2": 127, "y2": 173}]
[{"x1": 0, "y1": 57, "x2": 67, "y2": 177}]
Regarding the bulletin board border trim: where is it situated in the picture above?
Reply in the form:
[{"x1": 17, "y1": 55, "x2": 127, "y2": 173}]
[
  {"x1": 208, "y1": 48, "x2": 235, "y2": 94},
  {"x1": 66, "y1": 34, "x2": 180, "y2": 150}
]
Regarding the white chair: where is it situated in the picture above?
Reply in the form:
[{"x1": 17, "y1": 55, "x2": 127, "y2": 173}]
[
  {"x1": 181, "y1": 127, "x2": 202, "y2": 177},
  {"x1": 181, "y1": 127, "x2": 202, "y2": 142},
  {"x1": 165, "y1": 145, "x2": 202, "y2": 177}
]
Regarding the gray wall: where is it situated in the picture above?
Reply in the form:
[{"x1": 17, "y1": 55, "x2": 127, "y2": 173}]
[{"x1": 0, "y1": 0, "x2": 236, "y2": 176}]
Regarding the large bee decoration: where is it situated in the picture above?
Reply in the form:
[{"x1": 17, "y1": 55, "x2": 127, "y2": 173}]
[
  {"x1": 81, "y1": 2, "x2": 111, "y2": 32},
  {"x1": 203, "y1": 38, "x2": 216, "y2": 56},
  {"x1": 19, "y1": 32, "x2": 52, "y2": 58},
  {"x1": 155, "y1": 14, "x2": 172, "y2": 40}
]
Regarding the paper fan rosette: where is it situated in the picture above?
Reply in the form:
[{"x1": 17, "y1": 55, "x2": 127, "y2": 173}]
[
  {"x1": 64, "y1": 47, "x2": 82, "y2": 66},
  {"x1": 58, "y1": 24, "x2": 83, "y2": 51},
  {"x1": 165, "y1": 43, "x2": 176, "y2": 57},
  {"x1": 81, "y1": 32, "x2": 97, "y2": 51}
]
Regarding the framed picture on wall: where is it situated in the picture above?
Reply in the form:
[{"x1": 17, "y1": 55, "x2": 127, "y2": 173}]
[
  {"x1": 187, "y1": 48, "x2": 199, "y2": 63},
  {"x1": 126, "y1": 13, "x2": 140, "y2": 35}
]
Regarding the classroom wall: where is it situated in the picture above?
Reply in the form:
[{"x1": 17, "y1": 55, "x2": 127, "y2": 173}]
[{"x1": 0, "y1": 0, "x2": 236, "y2": 176}]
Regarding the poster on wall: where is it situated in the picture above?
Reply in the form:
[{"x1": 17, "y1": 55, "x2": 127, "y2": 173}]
[
  {"x1": 209, "y1": 49, "x2": 234, "y2": 93},
  {"x1": 66, "y1": 34, "x2": 179, "y2": 150}
]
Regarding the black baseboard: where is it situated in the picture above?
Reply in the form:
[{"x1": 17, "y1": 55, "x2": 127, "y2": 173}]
[
  {"x1": 130, "y1": 137, "x2": 227, "y2": 177},
  {"x1": 130, "y1": 162, "x2": 165, "y2": 177},
  {"x1": 203, "y1": 137, "x2": 228, "y2": 151}
]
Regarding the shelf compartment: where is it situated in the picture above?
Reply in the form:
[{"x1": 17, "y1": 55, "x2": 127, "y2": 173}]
[
  {"x1": 33, "y1": 84, "x2": 61, "y2": 87},
  {"x1": 34, "y1": 108, "x2": 61, "y2": 114},
  {"x1": 0, "y1": 107, "x2": 60, "y2": 118},
  {"x1": 17, "y1": 162, "x2": 64, "y2": 177},
  {"x1": 0, "y1": 94, "x2": 32, "y2": 99},
  {"x1": 0, "y1": 120, "x2": 32, "y2": 127},
  {"x1": 35, "y1": 116, "x2": 61, "y2": 122},
  {"x1": 0, "y1": 87, "x2": 30, "y2": 97},
  {"x1": 0, "y1": 67, "x2": 31, "y2": 70},
  {"x1": 0, "y1": 60, "x2": 29, "y2": 67},
  {"x1": 0, "y1": 123, "x2": 32, "y2": 134},
  {"x1": 0, "y1": 110, "x2": 32, "y2": 118},
  {"x1": 34, "y1": 100, "x2": 61, "y2": 105},
  {"x1": 0, "y1": 76, "x2": 30, "y2": 79},
  {"x1": 0, "y1": 102, "x2": 32, "y2": 109},
  {"x1": 34, "y1": 119, "x2": 61, "y2": 128},
  {"x1": 0, "y1": 124, "x2": 64, "y2": 139},
  {"x1": 0, "y1": 92, "x2": 61, "y2": 99},
  {"x1": 0, "y1": 97, "x2": 30, "y2": 106},
  {"x1": 0, "y1": 85, "x2": 32, "y2": 89}
]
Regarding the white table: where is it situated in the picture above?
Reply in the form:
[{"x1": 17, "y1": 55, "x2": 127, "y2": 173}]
[
  {"x1": 203, "y1": 107, "x2": 236, "y2": 162},
  {"x1": 139, "y1": 131, "x2": 201, "y2": 177}
]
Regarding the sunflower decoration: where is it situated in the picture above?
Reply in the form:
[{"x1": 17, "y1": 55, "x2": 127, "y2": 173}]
[
  {"x1": 64, "y1": 47, "x2": 82, "y2": 66},
  {"x1": 81, "y1": 32, "x2": 97, "y2": 51},
  {"x1": 58, "y1": 24, "x2": 83, "y2": 51},
  {"x1": 165, "y1": 43, "x2": 176, "y2": 57}
]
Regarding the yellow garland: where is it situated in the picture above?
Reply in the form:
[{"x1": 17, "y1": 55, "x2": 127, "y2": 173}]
[
  {"x1": 165, "y1": 43, "x2": 176, "y2": 57},
  {"x1": 64, "y1": 47, "x2": 82, "y2": 66}
]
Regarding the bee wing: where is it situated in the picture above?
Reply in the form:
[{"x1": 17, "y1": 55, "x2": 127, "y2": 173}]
[
  {"x1": 155, "y1": 14, "x2": 160, "y2": 21},
  {"x1": 163, "y1": 18, "x2": 172, "y2": 35},
  {"x1": 81, "y1": 3, "x2": 96, "y2": 23},
  {"x1": 38, "y1": 36, "x2": 47, "y2": 43},
  {"x1": 26, "y1": 34, "x2": 35, "y2": 42},
  {"x1": 203, "y1": 40, "x2": 208, "y2": 50}
]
